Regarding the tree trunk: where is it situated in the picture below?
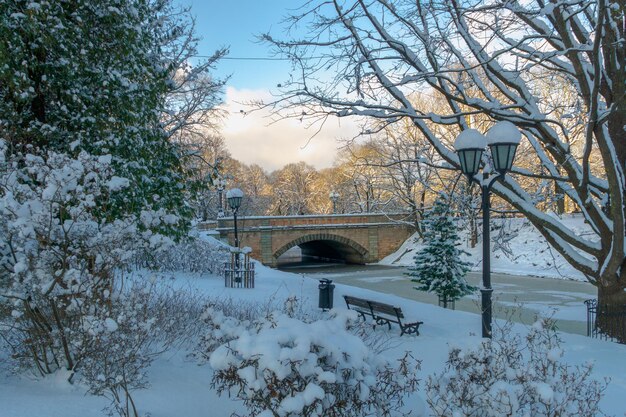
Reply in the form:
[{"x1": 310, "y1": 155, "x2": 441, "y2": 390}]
[
  {"x1": 469, "y1": 215, "x2": 478, "y2": 248},
  {"x1": 554, "y1": 182, "x2": 565, "y2": 215},
  {"x1": 596, "y1": 280, "x2": 626, "y2": 343}
]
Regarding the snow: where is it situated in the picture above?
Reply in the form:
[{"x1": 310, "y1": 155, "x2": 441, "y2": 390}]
[
  {"x1": 1, "y1": 235, "x2": 625, "y2": 416},
  {"x1": 226, "y1": 188, "x2": 244, "y2": 199},
  {"x1": 104, "y1": 318, "x2": 118, "y2": 332},
  {"x1": 380, "y1": 214, "x2": 592, "y2": 281},
  {"x1": 486, "y1": 120, "x2": 522, "y2": 144},
  {"x1": 106, "y1": 176, "x2": 129, "y2": 191},
  {"x1": 453, "y1": 128, "x2": 487, "y2": 150}
]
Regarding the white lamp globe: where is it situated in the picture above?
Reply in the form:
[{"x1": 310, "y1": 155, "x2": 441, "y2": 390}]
[
  {"x1": 486, "y1": 121, "x2": 521, "y2": 173},
  {"x1": 454, "y1": 129, "x2": 487, "y2": 179},
  {"x1": 226, "y1": 188, "x2": 244, "y2": 210}
]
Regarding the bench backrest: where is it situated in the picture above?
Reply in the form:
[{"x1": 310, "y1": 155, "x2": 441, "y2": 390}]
[
  {"x1": 344, "y1": 295, "x2": 404, "y2": 319},
  {"x1": 344, "y1": 295, "x2": 372, "y2": 310},
  {"x1": 369, "y1": 300, "x2": 404, "y2": 319}
]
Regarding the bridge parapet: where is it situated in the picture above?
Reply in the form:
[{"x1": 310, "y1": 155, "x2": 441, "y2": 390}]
[
  {"x1": 216, "y1": 213, "x2": 410, "y2": 229},
  {"x1": 213, "y1": 213, "x2": 415, "y2": 267}
]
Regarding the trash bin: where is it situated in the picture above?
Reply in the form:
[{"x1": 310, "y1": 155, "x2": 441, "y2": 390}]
[{"x1": 318, "y1": 279, "x2": 335, "y2": 310}]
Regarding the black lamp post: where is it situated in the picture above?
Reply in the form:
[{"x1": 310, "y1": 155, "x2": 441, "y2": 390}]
[
  {"x1": 227, "y1": 188, "x2": 244, "y2": 282},
  {"x1": 454, "y1": 122, "x2": 521, "y2": 338},
  {"x1": 226, "y1": 188, "x2": 243, "y2": 248},
  {"x1": 329, "y1": 191, "x2": 339, "y2": 214}
]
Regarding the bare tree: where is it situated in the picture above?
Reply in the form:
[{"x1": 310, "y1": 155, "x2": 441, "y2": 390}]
[
  {"x1": 238, "y1": 164, "x2": 273, "y2": 215},
  {"x1": 268, "y1": 162, "x2": 320, "y2": 215},
  {"x1": 336, "y1": 142, "x2": 392, "y2": 213},
  {"x1": 365, "y1": 118, "x2": 448, "y2": 233},
  {"x1": 262, "y1": 0, "x2": 626, "y2": 338},
  {"x1": 159, "y1": 4, "x2": 227, "y2": 143}
]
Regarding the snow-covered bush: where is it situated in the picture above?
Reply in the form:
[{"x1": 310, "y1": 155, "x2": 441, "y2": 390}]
[
  {"x1": 79, "y1": 278, "x2": 203, "y2": 417},
  {"x1": 196, "y1": 304, "x2": 252, "y2": 360},
  {"x1": 426, "y1": 318, "x2": 608, "y2": 416},
  {"x1": 137, "y1": 235, "x2": 229, "y2": 274},
  {"x1": 0, "y1": 140, "x2": 202, "y2": 374},
  {"x1": 0, "y1": 149, "x2": 140, "y2": 374},
  {"x1": 209, "y1": 310, "x2": 420, "y2": 417},
  {"x1": 195, "y1": 296, "x2": 316, "y2": 362}
]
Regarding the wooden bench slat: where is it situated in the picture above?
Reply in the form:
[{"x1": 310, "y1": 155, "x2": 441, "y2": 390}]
[{"x1": 368, "y1": 301, "x2": 404, "y2": 318}]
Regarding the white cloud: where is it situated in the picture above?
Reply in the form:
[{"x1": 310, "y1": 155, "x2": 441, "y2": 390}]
[{"x1": 220, "y1": 87, "x2": 361, "y2": 172}]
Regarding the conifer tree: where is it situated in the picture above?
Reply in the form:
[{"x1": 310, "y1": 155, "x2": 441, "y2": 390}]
[
  {"x1": 0, "y1": 0, "x2": 223, "y2": 238},
  {"x1": 407, "y1": 198, "x2": 475, "y2": 308}
]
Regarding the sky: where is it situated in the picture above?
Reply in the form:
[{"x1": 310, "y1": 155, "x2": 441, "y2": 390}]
[{"x1": 178, "y1": 0, "x2": 358, "y2": 172}]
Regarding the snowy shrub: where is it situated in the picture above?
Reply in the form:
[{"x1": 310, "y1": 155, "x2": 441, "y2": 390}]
[
  {"x1": 78, "y1": 278, "x2": 203, "y2": 417},
  {"x1": 195, "y1": 304, "x2": 252, "y2": 360},
  {"x1": 137, "y1": 235, "x2": 229, "y2": 274},
  {"x1": 0, "y1": 150, "x2": 140, "y2": 374},
  {"x1": 195, "y1": 295, "x2": 317, "y2": 362},
  {"x1": 210, "y1": 310, "x2": 420, "y2": 417},
  {"x1": 426, "y1": 318, "x2": 608, "y2": 417},
  {"x1": 0, "y1": 138, "x2": 205, "y2": 369}
]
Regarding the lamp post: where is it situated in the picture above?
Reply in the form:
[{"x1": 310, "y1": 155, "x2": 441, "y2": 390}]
[
  {"x1": 216, "y1": 178, "x2": 227, "y2": 218},
  {"x1": 329, "y1": 191, "x2": 339, "y2": 214},
  {"x1": 226, "y1": 188, "x2": 243, "y2": 248},
  {"x1": 453, "y1": 121, "x2": 521, "y2": 338},
  {"x1": 227, "y1": 188, "x2": 244, "y2": 282}
]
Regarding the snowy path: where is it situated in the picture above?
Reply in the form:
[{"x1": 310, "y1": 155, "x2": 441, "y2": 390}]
[{"x1": 284, "y1": 264, "x2": 597, "y2": 335}]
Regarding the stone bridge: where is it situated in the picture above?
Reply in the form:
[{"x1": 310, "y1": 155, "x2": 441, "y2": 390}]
[{"x1": 216, "y1": 213, "x2": 415, "y2": 267}]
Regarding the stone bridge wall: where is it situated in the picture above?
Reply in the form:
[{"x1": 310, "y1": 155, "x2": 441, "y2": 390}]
[{"x1": 216, "y1": 213, "x2": 415, "y2": 267}]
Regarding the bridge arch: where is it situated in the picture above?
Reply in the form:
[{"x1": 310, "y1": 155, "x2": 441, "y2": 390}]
[{"x1": 273, "y1": 233, "x2": 370, "y2": 264}]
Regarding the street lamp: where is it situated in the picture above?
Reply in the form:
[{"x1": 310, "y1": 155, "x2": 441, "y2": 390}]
[
  {"x1": 454, "y1": 121, "x2": 521, "y2": 338},
  {"x1": 226, "y1": 188, "x2": 243, "y2": 248},
  {"x1": 216, "y1": 178, "x2": 227, "y2": 218},
  {"x1": 329, "y1": 191, "x2": 340, "y2": 214},
  {"x1": 227, "y1": 188, "x2": 244, "y2": 283}
]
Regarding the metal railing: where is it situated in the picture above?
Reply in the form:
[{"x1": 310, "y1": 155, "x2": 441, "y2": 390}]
[
  {"x1": 584, "y1": 299, "x2": 626, "y2": 343},
  {"x1": 224, "y1": 254, "x2": 255, "y2": 289}
]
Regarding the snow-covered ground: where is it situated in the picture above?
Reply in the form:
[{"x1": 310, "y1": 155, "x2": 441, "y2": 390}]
[
  {"x1": 380, "y1": 214, "x2": 594, "y2": 281},
  {"x1": 1, "y1": 260, "x2": 625, "y2": 417}
]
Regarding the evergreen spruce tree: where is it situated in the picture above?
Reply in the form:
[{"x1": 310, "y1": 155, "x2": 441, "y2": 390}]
[
  {"x1": 0, "y1": 0, "x2": 222, "y2": 239},
  {"x1": 406, "y1": 198, "x2": 476, "y2": 308}
]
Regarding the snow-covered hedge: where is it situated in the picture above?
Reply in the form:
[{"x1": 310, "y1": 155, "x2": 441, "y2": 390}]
[
  {"x1": 137, "y1": 236, "x2": 229, "y2": 274},
  {"x1": 426, "y1": 318, "x2": 607, "y2": 416},
  {"x1": 209, "y1": 310, "x2": 419, "y2": 417},
  {"x1": 0, "y1": 150, "x2": 141, "y2": 374},
  {"x1": 195, "y1": 296, "x2": 317, "y2": 362}
]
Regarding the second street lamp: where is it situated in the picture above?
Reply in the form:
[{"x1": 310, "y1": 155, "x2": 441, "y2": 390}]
[
  {"x1": 227, "y1": 188, "x2": 244, "y2": 283},
  {"x1": 216, "y1": 178, "x2": 227, "y2": 218},
  {"x1": 226, "y1": 188, "x2": 243, "y2": 249},
  {"x1": 329, "y1": 191, "x2": 339, "y2": 214},
  {"x1": 454, "y1": 121, "x2": 521, "y2": 338}
]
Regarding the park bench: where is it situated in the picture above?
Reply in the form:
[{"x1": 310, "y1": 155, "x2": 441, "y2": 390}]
[{"x1": 343, "y1": 295, "x2": 423, "y2": 336}]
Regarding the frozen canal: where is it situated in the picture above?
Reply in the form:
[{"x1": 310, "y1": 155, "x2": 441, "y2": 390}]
[{"x1": 278, "y1": 261, "x2": 597, "y2": 336}]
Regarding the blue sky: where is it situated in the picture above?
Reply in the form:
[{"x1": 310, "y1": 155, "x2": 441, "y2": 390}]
[
  {"x1": 179, "y1": 0, "x2": 295, "y2": 90},
  {"x1": 174, "y1": 1, "x2": 358, "y2": 171}
]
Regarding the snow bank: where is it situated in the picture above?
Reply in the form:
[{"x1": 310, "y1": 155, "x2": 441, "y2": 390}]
[{"x1": 380, "y1": 215, "x2": 592, "y2": 281}]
